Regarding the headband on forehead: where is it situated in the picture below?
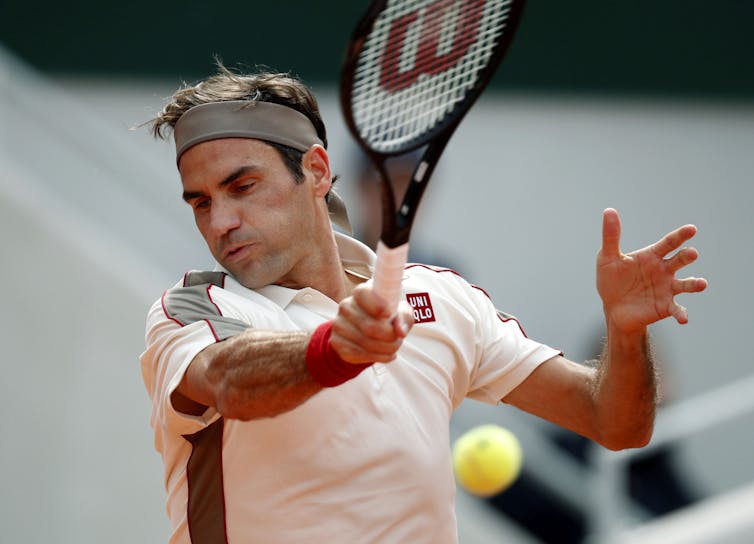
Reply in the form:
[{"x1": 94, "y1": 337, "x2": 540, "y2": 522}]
[{"x1": 173, "y1": 100, "x2": 324, "y2": 164}]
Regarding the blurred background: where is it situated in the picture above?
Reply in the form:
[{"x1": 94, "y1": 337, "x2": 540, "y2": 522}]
[{"x1": 2, "y1": 1, "x2": 753, "y2": 542}]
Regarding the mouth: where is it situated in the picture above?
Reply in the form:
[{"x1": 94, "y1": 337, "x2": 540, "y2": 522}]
[{"x1": 223, "y1": 243, "x2": 254, "y2": 262}]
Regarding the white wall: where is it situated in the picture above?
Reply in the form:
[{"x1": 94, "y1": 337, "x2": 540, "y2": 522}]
[{"x1": 0, "y1": 183, "x2": 169, "y2": 542}]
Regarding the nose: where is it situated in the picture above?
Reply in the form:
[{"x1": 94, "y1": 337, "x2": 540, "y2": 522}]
[{"x1": 208, "y1": 199, "x2": 242, "y2": 238}]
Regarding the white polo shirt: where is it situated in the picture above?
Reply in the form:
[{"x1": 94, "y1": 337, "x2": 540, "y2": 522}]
[{"x1": 141, "y1": 233, "x2": 560, "y2": 544}]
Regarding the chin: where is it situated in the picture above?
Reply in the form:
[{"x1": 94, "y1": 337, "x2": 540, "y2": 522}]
[
  {"x1": 229, "y1": 269, "x2": 267, "y2": 290},
  {"x1": 225, "y1": 262, "x2": 278, "y2": 290}
]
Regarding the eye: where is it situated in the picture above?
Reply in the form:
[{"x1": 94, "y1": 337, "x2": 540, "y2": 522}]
[
  {"x1": 233, "y1": 182, "x2": 255, "y2": 194},
  {"x1": 193, "y1": 198, "x2": 210, "y2": 211}
]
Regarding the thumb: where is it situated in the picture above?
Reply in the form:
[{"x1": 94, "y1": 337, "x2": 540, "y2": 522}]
[
  {"x1": 601, "y1": 208, "x2": 622, "y2": 257},
  {"x1": 392, "y1": 301, "x2": 415, "y2": 337}
]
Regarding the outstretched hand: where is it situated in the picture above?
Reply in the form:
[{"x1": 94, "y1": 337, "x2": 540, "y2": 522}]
[{"x1": 597, "y1": 208, "x2": 708, "y2": 333}]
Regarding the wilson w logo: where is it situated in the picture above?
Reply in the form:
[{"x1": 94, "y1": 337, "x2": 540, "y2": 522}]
[{"x1": 380, "y1": 0, "x2": 485, "y2": 92}]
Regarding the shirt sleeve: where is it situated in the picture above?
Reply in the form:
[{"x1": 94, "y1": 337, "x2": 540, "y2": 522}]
[
  {"x1": 462, "y1": 281, "x2": 561, "y2": 406},
  {"x1": 140, "y1": 276, "x2": 250, "y2": 438}
]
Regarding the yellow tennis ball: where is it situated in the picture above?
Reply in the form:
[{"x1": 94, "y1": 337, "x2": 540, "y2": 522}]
[{"x1": 452, "y1": 424, "x2": 522, "y2": 497}]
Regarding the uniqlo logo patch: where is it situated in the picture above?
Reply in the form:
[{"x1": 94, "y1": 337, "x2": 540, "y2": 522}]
[{"x1": 406, "y1": 292, "x2": 436, "y2": 323}]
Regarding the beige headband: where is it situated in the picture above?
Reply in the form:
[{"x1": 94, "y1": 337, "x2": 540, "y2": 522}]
[{"x1": 173, "y1": 100, "x2": 324, "y2": 163}]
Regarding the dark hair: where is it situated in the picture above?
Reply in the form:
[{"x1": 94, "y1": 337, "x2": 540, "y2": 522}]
[
  {"x1": 267, "y1": 142, "x2": 305, "y2": 184},
  {"x1": 150, "y1": 62, "x2": 328, "y2": 186}
]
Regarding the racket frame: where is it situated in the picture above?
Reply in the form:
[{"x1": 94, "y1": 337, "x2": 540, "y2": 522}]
[{"x1": 339, "y1": 0, "x2": 527, "y2": 309}]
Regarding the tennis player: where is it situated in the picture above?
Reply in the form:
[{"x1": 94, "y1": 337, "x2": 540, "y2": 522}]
[{"x1": 140, "y1": 65, "x2": 707, "y2": 544}]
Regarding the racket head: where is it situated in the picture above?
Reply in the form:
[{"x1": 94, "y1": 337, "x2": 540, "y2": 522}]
[{"x1": 340, "y1": 0, "x2": 527, "y2": 158}]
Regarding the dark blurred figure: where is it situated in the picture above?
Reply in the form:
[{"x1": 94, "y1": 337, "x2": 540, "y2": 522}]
[{"x1": 551, "y1": 328, "x2": 698, "y2": 516}]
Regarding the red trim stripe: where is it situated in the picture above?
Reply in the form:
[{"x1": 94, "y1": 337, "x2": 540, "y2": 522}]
[
  {"x1": 206, "y1": 285, "x2": 224, "y2": 318},
  {"x1": 203, "y1": 319, "x2": 220, "y2": 342},
  {"x1": 159, "y1": 279, "x2": 226, "y2": 331},
  {"x1": 160, "y1": 290, "x2": 185, "y2": 327}
]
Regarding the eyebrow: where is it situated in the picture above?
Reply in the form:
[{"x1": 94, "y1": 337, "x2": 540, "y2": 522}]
[{"x1": 182, "y1": 165, "x2": 262, "y2": 203}]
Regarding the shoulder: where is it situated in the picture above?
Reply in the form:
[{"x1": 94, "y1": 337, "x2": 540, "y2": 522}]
[
  {"x1": 181, "y1": 270, "x2": 228, "y2": 288},
  {"x1": 404, "y1": 263, "x2": 464, "y2": 281},
  {"x1": 161, "y1": 270, "x2": 229, "y2": 327},
  {"x1": 403, "y1": 263, "x2": 529, "y2": 335},
  {"x1": 404, "y1": 263, "x2": 487, "y2": 300},
  {"x1": 402, "y1": 263, "x2": 486, "y2": 321},
  {"x1": 148, "y1": 270, "x2": 249, "y2": 342}
]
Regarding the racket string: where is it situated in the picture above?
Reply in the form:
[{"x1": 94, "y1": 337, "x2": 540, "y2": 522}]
[{"x1": 351, "y1": 0, "x2": 514, "y2": 151}]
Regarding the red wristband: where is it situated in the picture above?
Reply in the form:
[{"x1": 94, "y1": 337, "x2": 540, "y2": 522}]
[{"x1": 305, "y1": 321, "x2": 373, "y2": 387}]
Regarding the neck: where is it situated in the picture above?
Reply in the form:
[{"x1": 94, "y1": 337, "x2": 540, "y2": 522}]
[{"x1": 278, "y1": 229, "x2": 353, "y2": 302}]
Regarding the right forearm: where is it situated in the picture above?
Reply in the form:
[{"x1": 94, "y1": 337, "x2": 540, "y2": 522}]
[
  {"x1": 176, "y1": 281, "x2": 414, "y2": 420},
  {"x1": 185, "y1": 329, "x2": 323, "y2": 420}
]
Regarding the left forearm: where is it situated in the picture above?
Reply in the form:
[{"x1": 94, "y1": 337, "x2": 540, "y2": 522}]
[
  {"x1": 508, "y1": 211, "x2": 703, "y2": 451},
  {"x1": 594, "y1": 323, "x2": 657, "y2": 450},
  {"x1": 591, "y1": 208, "x2": 705, "y2": 449}
]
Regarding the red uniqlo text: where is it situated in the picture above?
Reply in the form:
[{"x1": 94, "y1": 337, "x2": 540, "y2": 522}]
[{"x1": 406, "y1": 292, "x2": 436, "y2": 323}]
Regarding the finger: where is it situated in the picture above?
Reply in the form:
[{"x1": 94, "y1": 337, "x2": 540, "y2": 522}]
[
  {"x1": 652, "y1": 224, "x2": 698, "y2": 258},
  {"x1": 600, "y1": 208, "x2": 622, "y2": 256},
  {"x1": 672, "y1": 277, "x2": 708, "y2": 295},
  {"x1": 331, "y1": 313, "x2": 404, "y2": 356},
  {"x1": 352, "y1": 283, "x2": 391, "y2": 319},
  {"x1": 667, "y1": 246, "x2": 699, "y2": 273},
  {"x1": 335, "y1": 302, "x2": 398, "y2": 344},
  {"x1": 329, "y1": 333, "x2": 400, "y2": 363},
  {"x1": 670, "y1": 301, "x2": 689, "y2": 325}
]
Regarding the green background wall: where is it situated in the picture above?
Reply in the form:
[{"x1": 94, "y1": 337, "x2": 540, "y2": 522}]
[{"x1": 3, "y1": 0, "x2": 753, "y2": 98}]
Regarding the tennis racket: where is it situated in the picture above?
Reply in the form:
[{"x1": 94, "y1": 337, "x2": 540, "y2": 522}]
[{"x1": 341, "y1": 0, "x2": 527, "y2": 313}]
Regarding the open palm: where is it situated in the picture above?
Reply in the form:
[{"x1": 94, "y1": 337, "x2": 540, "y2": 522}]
[{"x1": 596, "y1": 209, "x2": 707, "y2": 333}]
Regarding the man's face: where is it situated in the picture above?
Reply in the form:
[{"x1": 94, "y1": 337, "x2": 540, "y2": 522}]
[{"x1": 178, "y1": 138, "x2": 321, "y2": 289}]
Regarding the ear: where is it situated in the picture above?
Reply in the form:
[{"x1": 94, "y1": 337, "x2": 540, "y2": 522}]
[{"x1": 302, "y1": 144, "x2": 332, "y2": 198}]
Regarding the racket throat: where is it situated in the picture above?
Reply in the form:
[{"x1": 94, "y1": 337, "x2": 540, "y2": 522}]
[
  {"x1": 414, "y1": 161, "x2": 429, "y2": 182},
  {"x1": 381, "y1": 220, "x2": 412, "y2": 247},
  {"x1": 398, "y1": 160, "x2": 428, "y2": 223}
]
